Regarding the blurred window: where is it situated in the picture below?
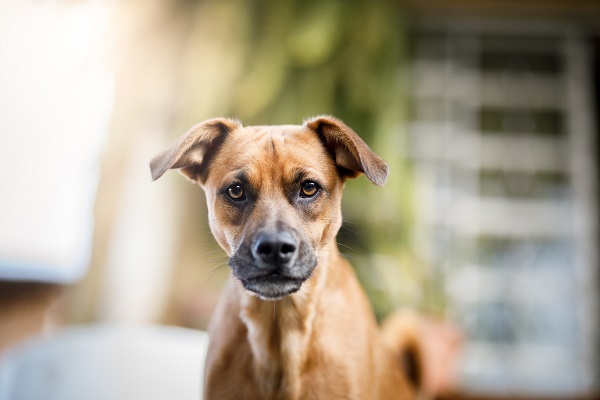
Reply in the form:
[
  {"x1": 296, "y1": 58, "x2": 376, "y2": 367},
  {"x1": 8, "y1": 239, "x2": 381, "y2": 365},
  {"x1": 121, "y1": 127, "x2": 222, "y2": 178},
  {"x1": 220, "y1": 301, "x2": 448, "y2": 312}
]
[{"x1": 409, "y1": 23, "x2": 598, "y2": 395}]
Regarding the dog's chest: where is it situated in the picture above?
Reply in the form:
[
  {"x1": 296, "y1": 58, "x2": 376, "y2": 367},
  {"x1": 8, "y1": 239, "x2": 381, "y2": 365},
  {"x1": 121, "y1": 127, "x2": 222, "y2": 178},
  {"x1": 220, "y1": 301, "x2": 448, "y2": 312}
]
[{"x1": 238, "y1": 298, "x2": 316, "y2": 399}]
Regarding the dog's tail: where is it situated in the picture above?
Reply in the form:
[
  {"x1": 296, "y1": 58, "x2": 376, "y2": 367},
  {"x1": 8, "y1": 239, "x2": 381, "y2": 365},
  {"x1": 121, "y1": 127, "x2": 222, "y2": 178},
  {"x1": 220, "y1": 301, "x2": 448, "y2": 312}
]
[{"x1": 380, "y1": 310, "x2": 423, "y2": 389}]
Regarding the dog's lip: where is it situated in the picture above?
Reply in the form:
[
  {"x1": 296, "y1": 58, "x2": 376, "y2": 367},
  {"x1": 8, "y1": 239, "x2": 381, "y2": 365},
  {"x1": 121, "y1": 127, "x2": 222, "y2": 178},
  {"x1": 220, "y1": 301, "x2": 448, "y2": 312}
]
[
  {"x1": 247, "y1": 273, "x2": 305, "y2": 283},
  {"x1": 240, "y1": 273, "x2": 308, "y2": 300}
]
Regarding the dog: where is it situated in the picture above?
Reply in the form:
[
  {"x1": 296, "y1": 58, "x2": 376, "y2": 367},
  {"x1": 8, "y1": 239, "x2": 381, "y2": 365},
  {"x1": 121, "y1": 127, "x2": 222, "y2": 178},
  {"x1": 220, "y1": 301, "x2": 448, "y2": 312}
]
[{"x1": 150, "y1": 116, "x2": 420, "y2": 399}]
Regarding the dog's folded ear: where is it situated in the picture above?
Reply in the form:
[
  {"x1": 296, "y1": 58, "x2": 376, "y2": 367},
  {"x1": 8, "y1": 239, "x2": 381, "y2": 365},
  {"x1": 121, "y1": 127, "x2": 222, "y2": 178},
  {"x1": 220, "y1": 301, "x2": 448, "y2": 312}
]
[
  {"x1": 149, "y1": 118, "x2": 242, "y2": 183},
  {"x1": 304, "y1": 116, "x2": 389, "y2": 186}
]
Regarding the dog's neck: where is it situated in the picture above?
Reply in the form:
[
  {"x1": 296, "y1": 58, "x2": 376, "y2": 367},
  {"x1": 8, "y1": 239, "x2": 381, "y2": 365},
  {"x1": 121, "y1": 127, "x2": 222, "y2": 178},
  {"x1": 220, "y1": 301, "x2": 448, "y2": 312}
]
[{"x1": 237, "y1": 240, "x2": 338, "y2": 399}]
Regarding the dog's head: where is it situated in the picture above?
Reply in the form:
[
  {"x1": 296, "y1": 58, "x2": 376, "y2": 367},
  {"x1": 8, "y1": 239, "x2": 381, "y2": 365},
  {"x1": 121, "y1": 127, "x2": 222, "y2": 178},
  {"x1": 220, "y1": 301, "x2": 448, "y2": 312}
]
[{"x1": 150, "y1": 116, "x2": 388, "y2": 300}]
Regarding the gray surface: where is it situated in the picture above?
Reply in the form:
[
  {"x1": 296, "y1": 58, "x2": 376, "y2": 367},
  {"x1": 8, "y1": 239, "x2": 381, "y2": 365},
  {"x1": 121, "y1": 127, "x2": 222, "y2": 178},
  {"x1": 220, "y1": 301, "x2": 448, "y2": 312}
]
[{"x1": 0, "y1": 324, "x2": 209, "y2": 400}]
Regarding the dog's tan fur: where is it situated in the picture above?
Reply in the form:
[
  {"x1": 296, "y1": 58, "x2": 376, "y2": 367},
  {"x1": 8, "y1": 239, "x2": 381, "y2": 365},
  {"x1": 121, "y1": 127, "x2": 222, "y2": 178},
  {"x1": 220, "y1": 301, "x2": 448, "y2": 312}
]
[{"x1": 151, "y1": 116, "x2": 417, "y2": 399}]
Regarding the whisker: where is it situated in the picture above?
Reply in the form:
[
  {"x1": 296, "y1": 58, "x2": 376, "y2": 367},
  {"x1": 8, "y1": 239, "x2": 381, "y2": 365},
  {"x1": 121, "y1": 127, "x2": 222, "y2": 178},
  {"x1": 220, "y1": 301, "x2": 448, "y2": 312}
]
[
  {"x1": 202, "y1": 256, "x2": 230, "y2": 264},
  {"x1": 183, "y1": 240, "x2": 219, "y2": 247},
  {"x1": 203, "y1": 260, "x2": 230, "y2": 270},
  {"x1": 206, "y1": 263, "x2": 229, "y2": 274},
  {"x1": 316, "y1": 253, "x2": 354, "y2": 279},
  {"x1": 339, "y1": 225, "x2": 359, "y2": 235},
  {"x1": 192, "y1": 262, "x2": 231, "y2": 289},
  {"x1": 194, "y1": 249, "x2": 227, "y2": 256},
  {"x1": 318, "y1": 249, "x2": 360, "y2": 263},
  {"x1": 336, "y1": 242, "x2": 358, "y2": 253}
]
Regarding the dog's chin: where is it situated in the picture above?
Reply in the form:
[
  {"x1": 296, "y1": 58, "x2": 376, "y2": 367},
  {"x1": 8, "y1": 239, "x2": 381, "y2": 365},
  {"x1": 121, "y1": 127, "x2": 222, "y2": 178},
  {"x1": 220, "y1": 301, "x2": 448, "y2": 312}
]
[{"x1": 240, "y1": 276, "x2": 305, "y2": 300}]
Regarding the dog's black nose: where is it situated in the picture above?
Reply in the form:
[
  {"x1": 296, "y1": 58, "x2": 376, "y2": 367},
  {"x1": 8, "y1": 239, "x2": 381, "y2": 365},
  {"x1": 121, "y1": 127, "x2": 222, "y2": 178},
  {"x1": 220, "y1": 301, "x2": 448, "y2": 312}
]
[{"x1": 252, "y1": 231, "x2": 298, "y2": 267}]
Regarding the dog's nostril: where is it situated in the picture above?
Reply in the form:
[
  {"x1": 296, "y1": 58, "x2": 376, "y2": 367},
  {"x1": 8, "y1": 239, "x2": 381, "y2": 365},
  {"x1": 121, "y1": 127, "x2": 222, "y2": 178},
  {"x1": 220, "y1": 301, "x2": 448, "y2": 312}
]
[
  {"x1": 256, "y1": 242, "x2": 274, "y2": 256},
  {"x1": 280, "y1": 243, "x2": 296, "y2": 255}
]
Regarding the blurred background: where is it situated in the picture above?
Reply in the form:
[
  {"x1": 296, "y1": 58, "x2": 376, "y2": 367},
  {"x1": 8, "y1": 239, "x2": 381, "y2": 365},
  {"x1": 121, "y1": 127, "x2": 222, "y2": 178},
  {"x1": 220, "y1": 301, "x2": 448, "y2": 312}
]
[{"x1": 0, "y1": 0, "x2": 599, "y2": 399}]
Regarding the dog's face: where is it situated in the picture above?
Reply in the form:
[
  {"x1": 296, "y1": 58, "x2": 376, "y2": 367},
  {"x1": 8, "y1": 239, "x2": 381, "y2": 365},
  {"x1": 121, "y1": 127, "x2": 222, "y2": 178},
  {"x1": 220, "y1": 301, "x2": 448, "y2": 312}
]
[
  {"x1": 202, "y1": 126, "x2": 344, "y2": 299},
  {"x1": 150, "y1": 116, "x2": 388, "y2": 300}
]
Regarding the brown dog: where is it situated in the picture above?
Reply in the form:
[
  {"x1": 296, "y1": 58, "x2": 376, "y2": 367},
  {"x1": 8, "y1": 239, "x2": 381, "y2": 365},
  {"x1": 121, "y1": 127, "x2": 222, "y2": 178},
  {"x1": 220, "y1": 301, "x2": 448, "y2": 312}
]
[{"x1": 150, "y1": 116, "x2": 419, "y2": 399}]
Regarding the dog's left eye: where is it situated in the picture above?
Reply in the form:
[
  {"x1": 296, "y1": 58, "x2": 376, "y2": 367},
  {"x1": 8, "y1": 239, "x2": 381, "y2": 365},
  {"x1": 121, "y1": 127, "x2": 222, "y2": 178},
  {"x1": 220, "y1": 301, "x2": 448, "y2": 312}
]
[
  {"x1": 227, "y1": 184, "x2": 245, "y2": 200},
  {"x1": 300, "y1": 181, "x2": 319, "y2": 198}
]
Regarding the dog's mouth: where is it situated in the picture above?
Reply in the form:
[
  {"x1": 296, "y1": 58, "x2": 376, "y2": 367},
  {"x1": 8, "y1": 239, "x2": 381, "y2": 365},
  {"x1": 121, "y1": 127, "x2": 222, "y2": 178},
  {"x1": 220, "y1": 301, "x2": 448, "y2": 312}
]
[{"x1": 240, "y1": 274, "x2": 308, "y2": 300}]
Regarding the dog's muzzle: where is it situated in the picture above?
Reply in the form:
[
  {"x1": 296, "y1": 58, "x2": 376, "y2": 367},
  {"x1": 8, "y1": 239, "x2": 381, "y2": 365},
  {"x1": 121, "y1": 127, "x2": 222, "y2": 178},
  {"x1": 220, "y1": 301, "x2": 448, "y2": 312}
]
[{"x1": 229, "y1": 229, "x2": 316, "y2": 300}]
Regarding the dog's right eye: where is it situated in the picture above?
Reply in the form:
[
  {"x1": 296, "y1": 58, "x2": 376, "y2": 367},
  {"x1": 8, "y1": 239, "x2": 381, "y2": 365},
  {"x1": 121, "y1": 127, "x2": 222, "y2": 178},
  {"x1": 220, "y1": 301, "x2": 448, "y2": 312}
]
[
  {"x1": 227, "y1": 184, "x2": 245, "y2": 201},
  {"x1": 300, "y1": 180, "x2": 319, "y2": 198}
]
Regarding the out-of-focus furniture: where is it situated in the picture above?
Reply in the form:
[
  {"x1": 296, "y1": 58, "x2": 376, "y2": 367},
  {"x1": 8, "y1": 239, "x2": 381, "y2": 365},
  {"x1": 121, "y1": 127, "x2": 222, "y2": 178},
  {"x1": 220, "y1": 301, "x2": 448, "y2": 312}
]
[{"x1": 0, "y1": 324, "x2": 208, "y2": 400}]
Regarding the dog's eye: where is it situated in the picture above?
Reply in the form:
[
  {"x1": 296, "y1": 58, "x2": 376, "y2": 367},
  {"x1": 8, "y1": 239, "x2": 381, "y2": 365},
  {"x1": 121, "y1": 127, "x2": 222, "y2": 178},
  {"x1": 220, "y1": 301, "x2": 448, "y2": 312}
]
[
  {"x1": 227, "y1": 184, "x2": 245, "y2": 200},
  {"x1": 300, "y1": 181, "x2": 319, "y2": 198}
]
